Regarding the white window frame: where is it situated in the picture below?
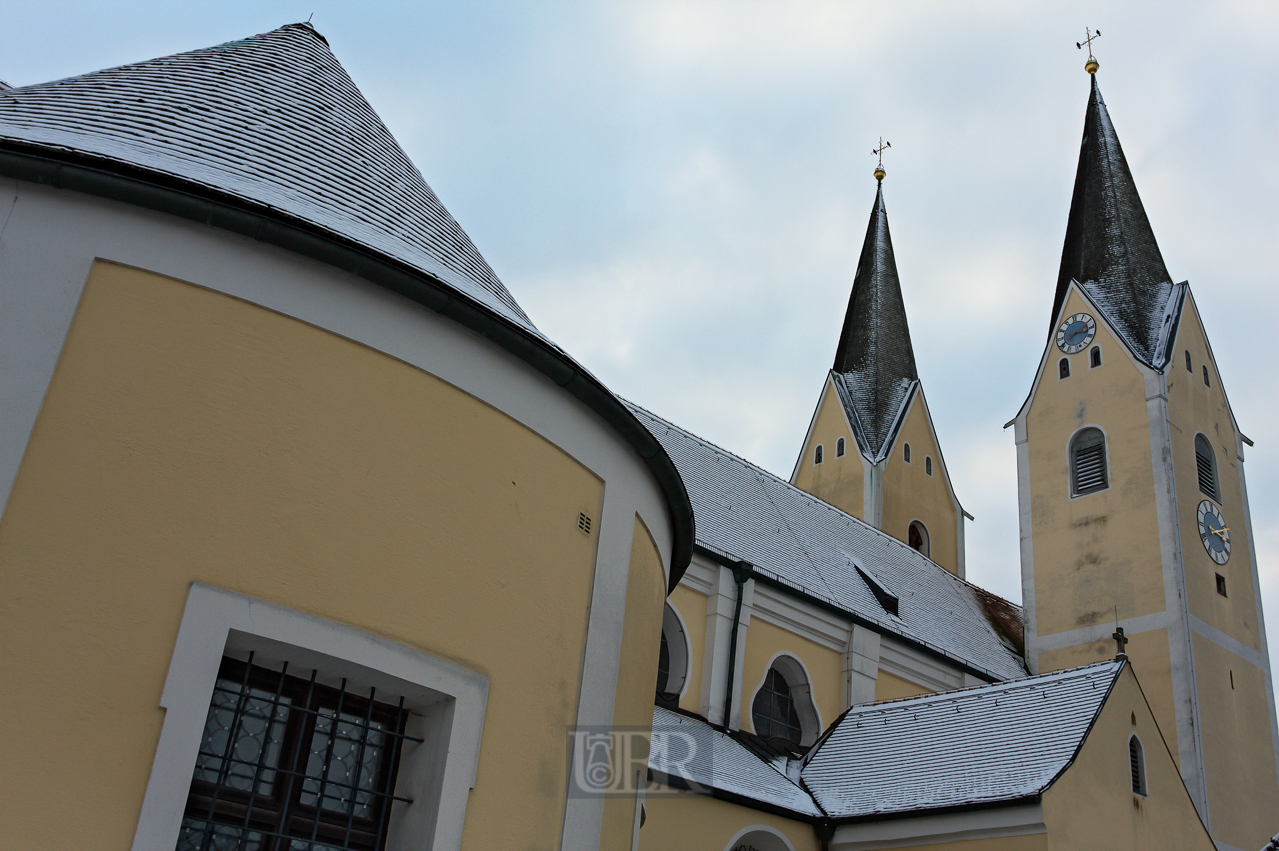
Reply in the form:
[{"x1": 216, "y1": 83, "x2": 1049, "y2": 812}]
[
  {"x1": 661, "y1": 602, "x2": 692, "y2": 698},
  {"x1": 131, "y1": 583, "x2": 489, "y2": 851},
  {"x1": 814, "y1": 444, "x2": 824, "y2": 465},
  {"x1": 748, "y1": 652, "x2": 823, "y2": 747}
]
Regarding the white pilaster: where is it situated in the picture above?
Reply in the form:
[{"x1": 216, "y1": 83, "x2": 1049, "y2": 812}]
[{"x1": 842, "y1": 624, "x2": 881, "y2": 708}]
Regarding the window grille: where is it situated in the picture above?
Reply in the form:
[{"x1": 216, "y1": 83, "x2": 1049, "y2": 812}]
[
  {"x1": 1129, "y1": 735, "x2": 1146, "y2": 796},
  {"x1": 751, "y1": 668, "x2": 803, "y2": 746},
  {"x1": 836, "y1": 437, "x2": 845, "y2": 457},
  {"x1": 1059, "y1": 357, "x2": 1070, "y2": 379},
  {"x1": 178, "y1": 654, "x2": 417, "y2": 851},
  {"x1": 903, "y1": 443, "x2": 911, "y2": 463},
  {"x1": 1070, "y1": 428, "x2": 1108, "y2": 496},
  {"x1": 925, "y1": 457, "x2": 933, "y2": 476},
  {"x1": 1185, "y1": 350, "x2": 1192, "y2": 372},
  {"x1": 1202, "y1": 365, "x2": 1211, "y2": 387},
  {"x1": 1090, "y1": 346, "x2": 1102, "y2": 368},
  {"x1": 814, "y1": 445, "x2": 823, "y2": 465},
  {"x1": 1194, "y1": 434, "x2": 1220, "y2": 503}
]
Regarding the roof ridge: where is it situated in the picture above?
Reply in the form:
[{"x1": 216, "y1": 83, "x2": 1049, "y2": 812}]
[{"x1": 838, "y1": 659, "x2": 1121, "y2": 716}]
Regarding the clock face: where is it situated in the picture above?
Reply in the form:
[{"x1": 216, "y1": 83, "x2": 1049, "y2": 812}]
[
  {"x1": 1056, "y1": 313, "x2": 1097, "y2": 354},
  {"x1": 1197, "y1": 500, "x2": 1230, "y2": 565}
]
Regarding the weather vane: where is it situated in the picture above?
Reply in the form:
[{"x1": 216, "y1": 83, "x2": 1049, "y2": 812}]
[
  {"x1": 1077, "y1": 27, "x2": 1101, "y2": 74},
  {"x1": 872, "y1": 138, "x2": 891, "y2": 181}
]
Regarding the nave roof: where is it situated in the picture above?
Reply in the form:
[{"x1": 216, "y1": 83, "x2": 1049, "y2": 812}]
[{"x1": 628, "y1": 401, "x2": 1027, "y2": 682}]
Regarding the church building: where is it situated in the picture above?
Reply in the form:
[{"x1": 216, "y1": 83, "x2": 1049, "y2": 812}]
[{"x1": 0, "y1": 23, "x2": 1274, "y2": 851}]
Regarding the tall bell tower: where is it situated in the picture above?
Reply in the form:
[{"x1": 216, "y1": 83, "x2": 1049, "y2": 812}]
[
  {"x1": 1009, "y1": 54, "x2": 1279, "y2": 847},
  {"x1": 792, "y1": 160, "x2": 969, "y2": 577}
]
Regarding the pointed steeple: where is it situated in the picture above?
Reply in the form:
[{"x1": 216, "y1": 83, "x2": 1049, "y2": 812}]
[
  {"x1": 832, "y1": 181, "x2": 918, "y2": 458},
  {"x1": 1052, "y1": 75, "x2": 1175, "y2": 365}
]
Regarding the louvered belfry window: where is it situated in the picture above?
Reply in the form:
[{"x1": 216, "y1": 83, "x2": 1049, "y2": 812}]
[
  {"x1": 1070, "y1": 428, "x2": 1108, "y2": 496},
  {"x1": 1129, "y1": 735, "x2": 1147, "y2": 796},
  {"x1": 1195, "y1": 434, "x2": 1220, "y2": 503},
  {"x1": 752, "y1": 668, "x2": 803, "y2": 746},
  {"x1": 178, "y1": 655, "x2": 414, "y2": 851}
]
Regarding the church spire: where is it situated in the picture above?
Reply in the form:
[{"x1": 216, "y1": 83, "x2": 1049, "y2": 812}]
[
  {"x1": 1052, "y1": 73, "x2": 1175, "y2": 366},
  {"x1": 832, "y1": 179, "x2": 918, "y2": 459}
]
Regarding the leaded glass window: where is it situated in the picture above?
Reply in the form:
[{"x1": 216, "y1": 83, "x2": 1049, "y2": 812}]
[
  {"x1": 178, "y1": 655, "x2": 415, "y2": 851},
  {"x1": 751, "y1": 668, "x2": 803, "y2": 746}
]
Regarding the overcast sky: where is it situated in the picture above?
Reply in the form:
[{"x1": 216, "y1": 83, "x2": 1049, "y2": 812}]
[{"x1": 5, "y1": 2, "x2": 1278, "y2": 680}]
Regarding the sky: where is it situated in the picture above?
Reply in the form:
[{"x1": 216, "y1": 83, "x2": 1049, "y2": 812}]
[{"x1": 4, "y1": 2, "x2": 1278, "y2": 678}]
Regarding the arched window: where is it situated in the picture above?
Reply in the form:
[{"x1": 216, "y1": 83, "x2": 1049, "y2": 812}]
[
  {"x1": 751, "y1": 656, "x2": 820, "y2": 748},
  {"x1": 814, "y1": 444, "x2": 823, "y2": 465},
  {"x1": 1185, "y1": 350, "x2": 1193, "y2": 372},
  {"x1": 656, "y1": 603, "x2": 689, "y2": 704},
  {"x1": 908, "y1": 520, "x2": 930, "y2": 557},
  {"x1": 1070, "y1": 427, "x2": 1108, "y2": 496},
  {"x1": 1195, "y1": 434, "x2": 1220, "y2": 503},
  {"x1": 1202, "y1": 365, "x2": 1211, "y2": 387},
  {"x1": 836, "y1": 437, "x2": 845, "y2": 457},
  {"x1": 903, "y1": 443, "x2": 911, "y2": 463},
  {"x1": 1090, "y1": 346, "x2": 1102, "y2": 368},
  {"x1": 925, "y1": 456, "x2": 933, "y2": 476},
  {"x1": 1059, "y1": 357, "x2": 1071, "y2": 379},
  {"x1": 1129, "y1": 735, "x2": 1147, "y2": 796}
]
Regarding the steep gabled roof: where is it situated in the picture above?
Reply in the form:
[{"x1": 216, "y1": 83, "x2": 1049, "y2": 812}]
[
  {"x1": 801, "y1": 661, "x2": 1123, "y2": 819},
  {"x1": 627, "y1": 401, "x2": 1027, "y2": 682},
  {"x1": 0, "y1": 23, "x2": 534, "y2": 333},
  {"x1": 1053, "y1": 75, "x2": 1177, "y2": 367},
  {"x1": 832, "y1": 182, "x2": 918, "y2": 459}
]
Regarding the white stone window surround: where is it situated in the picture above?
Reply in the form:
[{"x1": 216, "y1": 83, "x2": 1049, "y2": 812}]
[
  {"x1": 747, "y1": 651, "x2": 823, "y2": 747},
  {"x1": 132, "y1": 582, "x2": 489, "y2": 851},
  {"x1": 661, "y1": 601, "x2": 693, "y2": 699}
]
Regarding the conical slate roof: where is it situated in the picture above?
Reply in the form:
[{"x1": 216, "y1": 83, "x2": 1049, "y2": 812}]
[
  {"x1": 0, "y1": 23, "x2": 535, "y2": 333},
  {"x1": 1053, "y1": 75, "x2": 1176, "y2": 366},
  {"x1": 832, "y1": 182, "x2": 918, "y2": 459}
]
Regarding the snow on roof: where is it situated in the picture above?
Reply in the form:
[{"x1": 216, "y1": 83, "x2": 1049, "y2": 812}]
[
  {"x1": 801, "y1": 660, "x2": 1124, "y2": 819},
  {"x1": 626, "y1": 401, "x2": 1028, "y2": 682},
  {"x1": 0, "y1": 23, "x2": 537, "y2": 336},
  {"x1": 649, "y1": 706, "x2": 823, "y2": 817}
]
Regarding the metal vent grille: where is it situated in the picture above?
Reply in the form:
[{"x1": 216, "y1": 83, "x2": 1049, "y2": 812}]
[
  {"x1": 1071, "y1": 429, "x2": 1108, "y2": 496},
  {"x1": 578, "y1": 513, "x2": 592, "y2": 535}
]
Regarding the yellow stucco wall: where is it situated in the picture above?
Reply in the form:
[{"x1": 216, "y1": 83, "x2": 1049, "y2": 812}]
[
  {"x1": 1167, "y1": 300, "x2": 1260, "y2": 648},
  {"x1": 881, "y1": 393, "x2": 959, "y2": 574},
  {"x1": 1042, "y1": 666, "x2": 1214, "y2": 850},
  {"x1": 793, "y1": 380, "x2": 863, "y2": 520},
  {"x1": 0, "y1": 262, "x2": 614, "y2": 850},
  {"x1": 1026, "y1": 289, "x2": 1166, "y2": 641},
  {"x1": 1190, "y1": 633, "x2": 1279, "y2": 849},
  {"x1": 1039, "y1": 631, "x2": 1177, "y2": 761},
  {"x1": 874, "y1": 670, "x2": 933, "y2": 702},
  {"x1": 601, "y1": 517, "x2": 669, "y2": 850},
  {"x1": 741, "y1": 617, "x2": 841, "y2": 740},
  {"x1": 669, "y1": 583, "x2": 708, "y2": 713},
  {"x1": 638, "y1": 788, "x2": 819, "y2": 851}
]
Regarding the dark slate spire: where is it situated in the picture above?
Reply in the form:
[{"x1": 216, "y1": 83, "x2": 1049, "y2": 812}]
[
  {"x1": 832, "y1": 182, "x2": 918, "y2": 459},
  {"x1": 1052, "y1": 75, "x2": 1175, "y2": 365}
]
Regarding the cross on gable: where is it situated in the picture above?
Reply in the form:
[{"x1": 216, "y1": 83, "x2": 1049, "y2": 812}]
[{"x1": 1112, "y1": 626, "x2": 1129, "y2": 659}]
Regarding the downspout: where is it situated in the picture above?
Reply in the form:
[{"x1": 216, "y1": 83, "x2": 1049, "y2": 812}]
[{"x1": 721, "y1": 560, "x2": 752, "y2": 729}]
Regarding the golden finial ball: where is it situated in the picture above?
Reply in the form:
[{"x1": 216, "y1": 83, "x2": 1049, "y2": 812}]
[
  {"x1": 874, "y1": 167, "x2": 886, "y2": 181},
  {"x1": 1085, "y1": 58, "x2": 1099, "y2": 74}
]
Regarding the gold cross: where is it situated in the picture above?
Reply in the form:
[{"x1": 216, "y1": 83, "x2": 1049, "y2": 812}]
[
  {"x1": 1076, "y1": 27, "x2": 1101, "y2": 60},
  {"x1": 872, "y1": 138, "x2": 891, "y2": 169}
]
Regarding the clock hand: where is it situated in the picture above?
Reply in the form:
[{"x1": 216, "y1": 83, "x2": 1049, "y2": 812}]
[{"x1": 1211, "y1": 526, "x2": 1230, "y2": 540}]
